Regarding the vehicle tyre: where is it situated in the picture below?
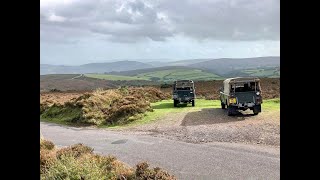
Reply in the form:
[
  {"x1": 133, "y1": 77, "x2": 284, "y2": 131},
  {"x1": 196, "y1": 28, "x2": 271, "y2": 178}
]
[
  {"x1": 192, "y1": 100, "x2": 195, "y2": 107},
  {"x1": 221, "y1": 102, "x2": 226, "y2": 109},
  {"x1": 253, "y1": 105, "x2": 261, "y2": 115},
  {"x1": 174, "y1": 100, "x2": 177, "y2": 107},
  {"x1": 227, "y1": 106, "x2": 234, "y2": 116}
]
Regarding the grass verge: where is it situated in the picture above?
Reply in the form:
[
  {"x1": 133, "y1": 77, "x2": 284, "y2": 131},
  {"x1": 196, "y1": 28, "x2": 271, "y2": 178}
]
[{"x1": 105, "y1": 98, "x2": 280, "y2": 129}]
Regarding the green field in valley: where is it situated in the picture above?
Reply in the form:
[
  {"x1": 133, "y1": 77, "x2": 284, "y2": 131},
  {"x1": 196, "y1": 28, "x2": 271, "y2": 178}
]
[
  {"x1": 135, "y1": 69, "x2": 222, "y2": 81},
  {"x1": 241, "y1": 68, "x2": 280, "y2": 77},
  {"x1": 85, "y1": 67, "x2": 280, "y2": 82},
  {"x1": 85, "y1": 74, "x2": 149, "y2": 81},
  {"x1": 86, "y1": 69, "x2": 223, "y2": 82}
]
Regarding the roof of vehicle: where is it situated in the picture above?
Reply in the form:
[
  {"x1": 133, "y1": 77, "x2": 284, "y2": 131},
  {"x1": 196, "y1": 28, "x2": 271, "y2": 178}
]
[
  {"x1": 223, "y1": 77, "x2": 260, "y2": 84},
  {"x1": 174, "y1": 80, "x2": 194, "y2": 83}
]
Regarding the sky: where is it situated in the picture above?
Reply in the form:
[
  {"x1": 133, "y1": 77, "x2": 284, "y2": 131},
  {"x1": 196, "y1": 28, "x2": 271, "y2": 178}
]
[{"x1": 40, "y1": 0, "x2": 280, "y2": 65}]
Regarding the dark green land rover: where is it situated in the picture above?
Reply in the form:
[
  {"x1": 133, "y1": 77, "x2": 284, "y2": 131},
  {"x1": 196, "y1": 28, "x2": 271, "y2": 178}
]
[{"x1": 172, "y1": 80, "x2": 195, "y2": 107}]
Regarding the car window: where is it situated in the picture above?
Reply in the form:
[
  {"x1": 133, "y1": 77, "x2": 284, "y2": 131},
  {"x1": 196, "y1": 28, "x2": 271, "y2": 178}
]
[
  {"x1": 177, "y1": 87, "x2": 191, "y2": 90},
  {"x1": 233, "y1": 82, "x2": 256, "y2": 92}
]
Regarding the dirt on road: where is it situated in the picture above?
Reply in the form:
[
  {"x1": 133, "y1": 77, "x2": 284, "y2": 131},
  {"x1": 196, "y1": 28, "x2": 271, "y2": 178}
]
[{"x1": 123, "y1": 107, "x2": 280, "y2": 147}]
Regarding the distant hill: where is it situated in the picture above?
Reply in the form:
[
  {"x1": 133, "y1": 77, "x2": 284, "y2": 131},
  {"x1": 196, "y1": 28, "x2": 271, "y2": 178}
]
[
  {"x1": 41, "y1": 56, "x2": 280, "y2": 78},
  {"x1": 40, "y1": 74, "x2": 157, "y2": 92},
  {"x1": 187, "y1": 56, "x2": 280, "y2": 76},
  {"x1": 106, "y1": 66, "x2": 196, "y2": 76},
  {"x1": 168, "y1": 59, "x2": 214, "y2": 66},
  {"x1": 104, "y1": 66, "x2": 222, "y2": 82},
  {"x1": 144, "y1": 59, "x2": 211, "y2": 67},
  {"x1": 40, "y1": 61, "x2": 153, "y2": 75},
  {"x1": 105, "y1": 56, "x2": 280, "y2": 79}
]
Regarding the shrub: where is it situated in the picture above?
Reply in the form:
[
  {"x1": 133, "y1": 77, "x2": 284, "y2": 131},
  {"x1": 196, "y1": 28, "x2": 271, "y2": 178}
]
[
  {"x1": 40, "y1": 149, "x2": 57, "y2": 174},
  {"x1": 134, "y1": 162, "x2": 176, "y2": 180},
  {"x1": 40, "y1": 140, "x2": 176, "y2": 180},
  {"x1": 40, "y1": 104, "x2": 49, "y2": 114},
  {"x1": 104, "y1": 95, "x2": 152, "y2": 125},
  {"x1": 160, "y1": 83, "x2": 172, "y2": 88},
  {"x1": 40, "y1": 139, "x2": 55, "y2": 150},
  {"x1": 41, "y1": 87, "x2": 169, "y2": 126},
  {"x1": 150, "y1": 77, "x2": 161, "y2": 81},
  {"x1": 49, "y1": 88, "x2": 61, "y2": 92},
  {"x1": 56, "y1": 143, "x2": 93, "y2": 159},
  {"x1": 41, "y1": 154, "x2": 111, "y2": 180},
  {"x1": 75, "y1": 89, "x2": 126, "y2": 125}
]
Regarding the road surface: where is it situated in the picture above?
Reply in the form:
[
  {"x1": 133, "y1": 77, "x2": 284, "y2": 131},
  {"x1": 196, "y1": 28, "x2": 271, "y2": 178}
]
[{"x1": 40, "y1": 122, "x2": 280, "y2": 180}]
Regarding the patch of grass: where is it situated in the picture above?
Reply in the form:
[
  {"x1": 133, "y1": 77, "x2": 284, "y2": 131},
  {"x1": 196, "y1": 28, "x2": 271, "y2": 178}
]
[
  {"x1": 85, "y1": 74, "x2": 149, "y2": 81},
  {"x1": 242, "y1": 69, "x2": 262, "y2": 73},
  {"x1": 105, "y1": 99, "x2": 220, "y2": 128},
  {"x1": 106, "y1": 98, "x2": 279, "y2": 129},
  {"x1": 241, "y1": 68, "x2": 280, "y2": 77},
  {"x1": 85, "y1": 68, "x2": 222, "y2": 82},
  {"x1": 262, "y1": 98, "x2": 280, "y2": 110},
  {"x1": 40, "y1": 104, "x2": 83, "y2": 125}
]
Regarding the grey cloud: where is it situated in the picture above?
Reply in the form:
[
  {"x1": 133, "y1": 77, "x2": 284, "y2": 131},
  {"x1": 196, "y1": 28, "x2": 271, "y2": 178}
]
[
  {"x1": 40, "y1": 0, "x2": 279, "y2": 43},
  {"x1": 157, "y1": 0, "x2": 279, "y2": 41}
]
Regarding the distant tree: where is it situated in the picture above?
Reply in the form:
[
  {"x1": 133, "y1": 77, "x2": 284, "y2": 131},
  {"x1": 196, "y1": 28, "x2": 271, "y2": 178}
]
[
  {"x1": 49, "y1": 88, "x2": 61, "y2": 92},
  {"x1": 160, "y1": 83, "x2": 172, "y2": 88},
  {"x1": 150, "y1": 77, "x2": 161, "y2": 81}
]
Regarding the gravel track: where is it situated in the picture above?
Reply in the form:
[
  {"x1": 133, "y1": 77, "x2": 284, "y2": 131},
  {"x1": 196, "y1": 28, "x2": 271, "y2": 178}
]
[{"x1": 124, "y1": 107, "x2": 280, "y2": 147}]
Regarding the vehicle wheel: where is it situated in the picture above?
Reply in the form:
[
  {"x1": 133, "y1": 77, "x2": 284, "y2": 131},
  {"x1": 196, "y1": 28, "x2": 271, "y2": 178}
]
[
  {"x1": 192, "y1": 100, "x2": 195, "y2": 107},
  {"x1": 253, "y1": 105, "x2": 261, "y2": 115},
  {"x1": 227, "y1": 106, "x2": 234, "y2": 116},
  {"x1": 174, "y1": 100, "x2": 177, "y2": 107},
  {"x1": 221, "y1": 102, "x2": 225, "y2": 109}
]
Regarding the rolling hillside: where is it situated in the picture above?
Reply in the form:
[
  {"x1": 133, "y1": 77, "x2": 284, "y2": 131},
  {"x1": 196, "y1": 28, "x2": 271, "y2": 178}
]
[
  {"x1": 187, "y1": 56, "x2": 279, "y2": 76},
  {"x1": 241, "y1": 67, "x2": 280, "y2": 77},
  {"x1": 134, "y1": 68, "x2": 222, "y2": 81},
  {"x1": 97, "y1": 67, "x2": 222, "y2": 82},
  {"x1": 105, "y1": 66, "x2": 195, "y2": 76},
  {"x1": 40, "y1": 74, "x2": 158, "y2": 92},
  {"x1": 85, "y1": 74, "x2": 149, "y2": 81},
  {"x1": 40, "y1": 61, "x2": 153, "y2": 75}
]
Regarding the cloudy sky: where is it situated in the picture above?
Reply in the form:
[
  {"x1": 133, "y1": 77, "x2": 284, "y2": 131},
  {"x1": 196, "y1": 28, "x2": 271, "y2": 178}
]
[{"x1": 40, "y1": 0, "x2": 280, "y2": 65}]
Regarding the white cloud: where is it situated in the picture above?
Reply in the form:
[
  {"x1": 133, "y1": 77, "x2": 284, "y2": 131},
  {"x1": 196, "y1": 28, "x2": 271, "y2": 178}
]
[
  {"x1": 40, "y1": 0, "x2": 76, "y2": 7},
  {"x1": 48, "y1": 13, "x2": 66, "y2": 22}
]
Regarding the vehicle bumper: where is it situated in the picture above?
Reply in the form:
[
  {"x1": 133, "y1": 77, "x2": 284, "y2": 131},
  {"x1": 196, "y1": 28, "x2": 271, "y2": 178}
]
[
  {"x1": 237, "y1": 102, "x2": 255, "y2": 108},
  {"x1": 230, "y1": 102, "x2": 256, "y2": 110},
  {"x1": 173, "y1": 98, "x2": 194, "y2": 103}
]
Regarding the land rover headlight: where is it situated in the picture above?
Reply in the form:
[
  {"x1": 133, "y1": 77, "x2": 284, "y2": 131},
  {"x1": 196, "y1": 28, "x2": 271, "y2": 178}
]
[
  {"x1": 173, "y1": 94, "x2": 178, "y2": 98},
  {"x1": 256, "y1": 92, "x2": 260, "y2": 95}
]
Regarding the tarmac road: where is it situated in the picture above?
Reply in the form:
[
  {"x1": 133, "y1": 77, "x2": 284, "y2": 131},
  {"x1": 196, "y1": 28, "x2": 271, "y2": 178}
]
[{"x1": 40, "y1": 122, "x2": 280, "y2": 180}]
